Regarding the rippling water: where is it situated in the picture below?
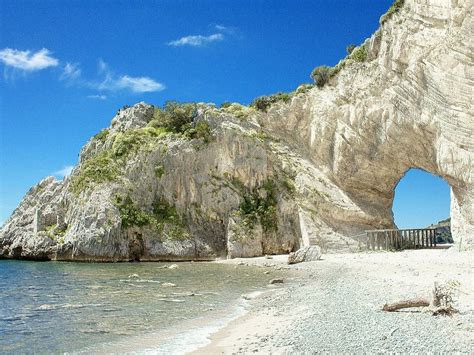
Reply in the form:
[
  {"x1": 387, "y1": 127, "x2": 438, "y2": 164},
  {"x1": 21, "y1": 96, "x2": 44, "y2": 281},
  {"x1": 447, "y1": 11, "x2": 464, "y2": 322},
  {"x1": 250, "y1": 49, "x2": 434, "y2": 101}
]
[{"x1": 0, "y1": 260, "x2": 287, "y2": 353}]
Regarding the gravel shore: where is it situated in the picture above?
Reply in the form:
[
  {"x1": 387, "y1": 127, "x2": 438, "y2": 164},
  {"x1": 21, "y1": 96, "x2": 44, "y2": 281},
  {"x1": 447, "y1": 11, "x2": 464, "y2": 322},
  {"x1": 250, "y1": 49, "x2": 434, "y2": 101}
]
[{"x1": 194, "y1": 249, "x2": 473, "y2": 354}]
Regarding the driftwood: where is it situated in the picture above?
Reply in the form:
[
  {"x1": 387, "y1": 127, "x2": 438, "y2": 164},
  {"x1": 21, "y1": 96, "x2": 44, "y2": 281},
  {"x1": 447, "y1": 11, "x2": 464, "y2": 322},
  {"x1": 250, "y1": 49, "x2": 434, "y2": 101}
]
[
  {"x1": 382, "y1": 298, "x2": 430, "y2": 312},
  {"x1": 382, "y1": 280, "x2": 460, "y2": 315}
]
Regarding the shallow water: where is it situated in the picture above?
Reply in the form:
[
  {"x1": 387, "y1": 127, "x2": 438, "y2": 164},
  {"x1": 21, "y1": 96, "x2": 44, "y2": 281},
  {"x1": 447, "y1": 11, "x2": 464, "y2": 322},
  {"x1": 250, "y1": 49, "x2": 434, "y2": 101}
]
[{"x1": 0, "y1": 260, "x2": 287, "y2": 353}]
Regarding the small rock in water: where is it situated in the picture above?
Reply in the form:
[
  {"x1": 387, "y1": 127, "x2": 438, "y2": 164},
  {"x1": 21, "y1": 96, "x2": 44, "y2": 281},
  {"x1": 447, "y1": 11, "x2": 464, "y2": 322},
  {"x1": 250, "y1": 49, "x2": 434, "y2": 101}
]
[
  {"x1": 269, "y1": 278, "x2": 284, "y2": 284},
  {"x1": 168, "y1": 264, "x2": 178, "y2": 270},
  {"x1": 128, "y1": 274, "x2": 139, "y2": 279},
  {"x1": 265, "y1": 255, "x2": 273, "y2": 259},
  {"x1": 264, "y1": 271, "x2": 270, "y2": 274},
  {"x1": 161, "y1": 282, "x2": 176, "y2": 287}
]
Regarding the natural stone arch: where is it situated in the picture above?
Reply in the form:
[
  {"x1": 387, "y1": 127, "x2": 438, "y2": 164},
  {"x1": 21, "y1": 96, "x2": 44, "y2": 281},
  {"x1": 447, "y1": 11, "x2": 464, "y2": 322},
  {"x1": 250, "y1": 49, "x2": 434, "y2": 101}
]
[{"x1": 259, "y1": 0, "x2": 473, "y2": 249}]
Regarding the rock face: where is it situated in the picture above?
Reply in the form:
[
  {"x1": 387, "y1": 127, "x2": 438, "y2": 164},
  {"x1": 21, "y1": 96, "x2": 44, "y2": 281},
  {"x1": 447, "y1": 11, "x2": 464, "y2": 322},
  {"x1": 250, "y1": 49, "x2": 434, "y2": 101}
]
[{"x1": 1, "y1": 0, "x2": 473, "y2": 261}]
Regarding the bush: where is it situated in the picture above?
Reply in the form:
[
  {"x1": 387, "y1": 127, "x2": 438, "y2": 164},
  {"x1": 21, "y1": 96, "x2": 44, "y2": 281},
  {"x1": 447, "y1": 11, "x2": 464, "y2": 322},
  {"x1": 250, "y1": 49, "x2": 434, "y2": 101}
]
[
  {"x1": 350, "y1": 45, "x2": 367, "y2": 62},
  {"x1": 114, "y1": 195, "x2": 151, "y2": 228},
  {"x1": 111, "y1": 127, "x2": 169, "y2": 157},
  {"x1": 250, "y1": 92, "x2": 291, "y2": 112},
  {"x1": 346, "y1": 44, "x2": 356, "y2": 55},
  {"x1": 380, "y1": 0, "x2": 405, "y2": 24},
  {"x1": 185, "y1": 121, "x2": 213, "y2": 143},
  {"x1": 220, "y1": 102, "x2": 233, "y2": 108},
  {"x1": 294, "y1": 83, "x2": 314, "y2": 95},
  {"x1": 239, "y1": 181, "x2": 278, "y2": 231},
  {"x1": 93, "y1": 129, "x2": 109, "y2": 143},
  {"x1": 70, "y1": 151, "x2": 119, "y2": 195},
  {"x1": 310, "y1": 65, "x2": 332, "y2": 88},
  {"x1": 114, "y1": 194, "x2": 190, "y2": 240},
  {"x1": 220, "y1": 103, "x2": 252, "y2": 119},
  {"x1": 148, "y1": 101, "x2": 197, "y2": 133}
]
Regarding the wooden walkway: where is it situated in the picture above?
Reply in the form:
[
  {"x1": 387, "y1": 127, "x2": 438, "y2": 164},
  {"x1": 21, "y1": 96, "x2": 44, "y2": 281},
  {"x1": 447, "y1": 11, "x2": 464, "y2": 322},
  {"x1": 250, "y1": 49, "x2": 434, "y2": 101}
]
[{"x1": 362, "y1": 228, "x2": 437, "y2": 251}]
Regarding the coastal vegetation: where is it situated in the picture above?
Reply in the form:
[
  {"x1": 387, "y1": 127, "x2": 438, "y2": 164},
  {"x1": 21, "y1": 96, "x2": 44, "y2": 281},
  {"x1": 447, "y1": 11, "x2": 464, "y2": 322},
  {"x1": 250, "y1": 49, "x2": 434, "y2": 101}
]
[
  {"x1": 380, "y1": 0, "x2": 405, "y2": 24},
  {"x1": 114, "y1": 194, "x2": 190, "y2": 240}
]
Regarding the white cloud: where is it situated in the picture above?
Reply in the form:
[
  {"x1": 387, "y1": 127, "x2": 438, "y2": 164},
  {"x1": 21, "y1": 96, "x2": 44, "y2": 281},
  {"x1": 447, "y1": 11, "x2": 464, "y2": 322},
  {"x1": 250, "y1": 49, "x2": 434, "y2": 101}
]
[
  {"x1": 54, "y1": 165, "x2": 74, "y2": 178},
  {"x1": 87, "y1": 94, "x2": 107, "y2": 100},
  {"x1": 0, "y1": 48, "x2": 59, "y2": 71},
  {"x1": 94, "y1": 61, "x2": 165, "y2": 93},
  {"x1": 167, "y1": 33, "x2": 224, "y2": 47},
  {"x1": 60, "y1": 62, "x2": 81, "y2": 81}
]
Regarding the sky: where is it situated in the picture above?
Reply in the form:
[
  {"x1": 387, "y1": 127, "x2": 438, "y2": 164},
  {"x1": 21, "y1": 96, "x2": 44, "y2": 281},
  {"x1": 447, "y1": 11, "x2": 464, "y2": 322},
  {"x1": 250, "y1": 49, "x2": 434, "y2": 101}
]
[{"x1": 0, "y1": 0, "x2": 450, "y2": 227}]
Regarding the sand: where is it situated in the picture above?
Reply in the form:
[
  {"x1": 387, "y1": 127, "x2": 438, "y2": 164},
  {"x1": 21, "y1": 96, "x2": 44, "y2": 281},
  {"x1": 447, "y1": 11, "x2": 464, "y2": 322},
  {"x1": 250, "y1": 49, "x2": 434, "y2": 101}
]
[{"x1": 191, "y1": 248, "x2": 473, "y2": 354}]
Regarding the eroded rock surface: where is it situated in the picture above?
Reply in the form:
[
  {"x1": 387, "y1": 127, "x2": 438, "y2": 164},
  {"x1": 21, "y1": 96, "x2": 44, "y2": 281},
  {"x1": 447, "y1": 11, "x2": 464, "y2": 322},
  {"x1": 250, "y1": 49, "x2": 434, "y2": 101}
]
[{"x1": 1, "y1": 0, "x2": 472, "y2": 261}]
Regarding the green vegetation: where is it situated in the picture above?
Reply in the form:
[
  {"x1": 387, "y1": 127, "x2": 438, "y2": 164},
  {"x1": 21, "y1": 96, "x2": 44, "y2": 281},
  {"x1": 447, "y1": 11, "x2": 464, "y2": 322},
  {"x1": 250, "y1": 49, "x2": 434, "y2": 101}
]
[
  {"x1": 346, "y1": 44, "x2": 356, "y2": 55},
  {"x1": 184, "y1": 121, "x2": 213, "y2": 143},
  {"x1": 148, "y1": 101, "x2": 197, "y2": 133},
  {"x1": 282, "y1": 177, "x2": 296, "y2": 196},
  {"x1": 44, "y1": 224, "x2": 66, "y2": 243},
  {"x1": 147, "y1": 101, "x2": 213, "y2": 143},
  {"x1": 239, "y1": 181, "x2": 278, "y2": 231},
  {"x1": 310, "y1": 66, "x2": 332, "y2": 88},
  {"x1": 114, "y1": 195, "x2": 151, "y2": 228},
  {"x1": 155, "y1": 164, "x2": 165, "y2": 179},
  {"x1": 114, "y1": 194, "x2": 190, "y2": 240},
  {"x1": 310, "y1": 43, "x2": 368, "y2": 87},
  {"x1": 220, "y1": 102, "x2": 233, "y2": 108},
  {"x1": 250, "y1": 92, "x2": 291, "y2": 112},
  {"x1": 111, "y1": 127, "x2": 169, "y2": 157},
  {"x1": 380, "y1": 0, "x2": 405, "y2": 24},
  {"x1": 219, "y1": 103, "x2": 253, "y2": 119},
  {"x1": 349, "y1": 44, "x2": 367, "y2": 62},
  {"x1": 70, "y1": 151, "x2": 119, "y2": 195},
  {"x1": 93, "y1": 128, "x2": 109, "y2": 143},
  {"x1": 294, "y1": 83, "x2": 314, "y2": 95}
]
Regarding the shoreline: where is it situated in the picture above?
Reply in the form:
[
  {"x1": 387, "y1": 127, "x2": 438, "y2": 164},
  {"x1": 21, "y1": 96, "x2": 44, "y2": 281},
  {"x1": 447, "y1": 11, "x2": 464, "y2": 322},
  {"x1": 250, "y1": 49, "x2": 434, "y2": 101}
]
[{"x1": 191, "y1": 249, "x2": 473, "y2": 353}]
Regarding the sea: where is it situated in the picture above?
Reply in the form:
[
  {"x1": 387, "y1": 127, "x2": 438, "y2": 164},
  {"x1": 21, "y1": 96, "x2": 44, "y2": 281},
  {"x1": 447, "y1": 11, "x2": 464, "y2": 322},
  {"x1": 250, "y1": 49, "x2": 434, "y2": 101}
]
[{"x1": 0, "y1": 260, "x2": 289, "y2": 353}]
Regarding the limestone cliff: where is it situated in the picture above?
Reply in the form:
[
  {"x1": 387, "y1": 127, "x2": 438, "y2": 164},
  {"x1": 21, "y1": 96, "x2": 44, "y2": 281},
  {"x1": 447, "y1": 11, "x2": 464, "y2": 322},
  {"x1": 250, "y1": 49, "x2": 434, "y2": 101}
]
[{"x1": 1, "y1": 0, "x2": 472, "y2": 261}]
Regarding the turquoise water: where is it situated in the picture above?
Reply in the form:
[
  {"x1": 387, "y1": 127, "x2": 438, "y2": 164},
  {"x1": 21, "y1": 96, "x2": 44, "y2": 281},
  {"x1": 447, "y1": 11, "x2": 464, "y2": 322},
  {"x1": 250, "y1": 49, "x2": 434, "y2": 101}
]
[{"x1": 0, "y1": 260, "x2": 287, "y2": 353}]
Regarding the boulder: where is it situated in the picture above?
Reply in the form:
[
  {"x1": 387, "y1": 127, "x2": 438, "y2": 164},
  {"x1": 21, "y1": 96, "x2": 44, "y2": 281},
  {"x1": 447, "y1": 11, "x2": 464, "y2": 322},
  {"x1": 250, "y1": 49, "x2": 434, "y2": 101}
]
[{"x1": 288, "y1": 246, "x2": 322, "y2": 264}]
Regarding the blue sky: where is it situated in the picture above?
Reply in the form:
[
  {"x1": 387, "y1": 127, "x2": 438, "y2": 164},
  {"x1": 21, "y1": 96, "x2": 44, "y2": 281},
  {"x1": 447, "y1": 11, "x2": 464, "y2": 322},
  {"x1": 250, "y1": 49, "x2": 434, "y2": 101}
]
[{"x1": 0, "y1": 0, "x2": 450, "y2": 227}]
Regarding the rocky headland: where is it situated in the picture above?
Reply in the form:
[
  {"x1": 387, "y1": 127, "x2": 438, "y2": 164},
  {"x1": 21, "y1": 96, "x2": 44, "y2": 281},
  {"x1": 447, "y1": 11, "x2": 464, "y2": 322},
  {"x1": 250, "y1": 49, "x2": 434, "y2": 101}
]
[{"x1": 1, "y1": 0, "x2": 473, "y2": 261}]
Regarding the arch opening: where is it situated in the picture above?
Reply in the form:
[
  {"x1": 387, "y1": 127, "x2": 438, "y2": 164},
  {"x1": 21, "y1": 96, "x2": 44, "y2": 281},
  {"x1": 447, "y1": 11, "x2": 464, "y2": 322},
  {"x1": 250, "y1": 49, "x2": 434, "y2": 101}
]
[{"x1": 392, "y1": 168, "x2": 452, "y2": 244}]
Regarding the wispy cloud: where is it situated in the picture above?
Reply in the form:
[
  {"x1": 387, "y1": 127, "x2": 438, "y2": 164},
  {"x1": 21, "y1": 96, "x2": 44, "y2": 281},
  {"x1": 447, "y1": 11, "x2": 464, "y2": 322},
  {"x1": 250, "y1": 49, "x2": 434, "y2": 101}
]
[
  {"x1": 167, "y1": 33, "x2": 224, "y2": 47},
  {"x1": 60, "y1": 62, "x2": 81, "y2": 81},
  {"x1": 87, "y1": 94, "x2": 107, "y2": 100},
  {"x1": 0, "y1": 48, "x2": 58, "y2": 71},
  {"x1": 93, "y1": 60, "x2": 165, "y2": 93},
  {"x1": 54, "y1": 165, "x2": 74, "y2": 179}
]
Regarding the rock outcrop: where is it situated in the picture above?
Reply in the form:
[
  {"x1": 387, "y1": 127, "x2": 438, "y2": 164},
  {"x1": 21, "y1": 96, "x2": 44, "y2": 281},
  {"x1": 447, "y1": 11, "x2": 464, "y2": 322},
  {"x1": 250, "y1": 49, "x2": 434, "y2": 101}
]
[{"x1": 1, "y1": 0, "x2": 472, "y2": 261}]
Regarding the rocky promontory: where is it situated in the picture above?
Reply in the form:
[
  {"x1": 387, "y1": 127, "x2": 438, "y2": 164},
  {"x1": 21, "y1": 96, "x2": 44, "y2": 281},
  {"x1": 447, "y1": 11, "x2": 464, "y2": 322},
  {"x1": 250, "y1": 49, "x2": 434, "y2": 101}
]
[{"x1": 1, "y1": 0, "x2": 472, "y2": 261}]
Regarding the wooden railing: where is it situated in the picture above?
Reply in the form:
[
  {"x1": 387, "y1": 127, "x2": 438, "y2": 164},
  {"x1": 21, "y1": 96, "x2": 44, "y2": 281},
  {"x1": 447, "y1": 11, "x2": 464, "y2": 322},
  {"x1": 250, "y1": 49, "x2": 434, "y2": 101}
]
[{"x1": 361, "y1": 228, "x2": 437, "y2": 251}]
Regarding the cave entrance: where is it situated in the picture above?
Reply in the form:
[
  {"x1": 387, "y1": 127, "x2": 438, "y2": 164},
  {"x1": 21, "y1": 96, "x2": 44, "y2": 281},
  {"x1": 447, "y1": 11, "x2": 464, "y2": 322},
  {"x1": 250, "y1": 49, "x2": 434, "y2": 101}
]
[{"x1": 392, "y1": 168, "x2": 452, "y2": 245}]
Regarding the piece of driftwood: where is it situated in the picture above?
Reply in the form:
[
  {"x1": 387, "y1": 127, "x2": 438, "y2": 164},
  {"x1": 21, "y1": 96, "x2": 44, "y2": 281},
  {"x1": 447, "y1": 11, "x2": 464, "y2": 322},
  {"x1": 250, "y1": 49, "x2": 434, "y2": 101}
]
[
  {"x1": 382, "y1": 298, "x2": 430, "y2": 312},
  {"x1": 382, "y1": 280, "x2": 460, "y2": 315}
]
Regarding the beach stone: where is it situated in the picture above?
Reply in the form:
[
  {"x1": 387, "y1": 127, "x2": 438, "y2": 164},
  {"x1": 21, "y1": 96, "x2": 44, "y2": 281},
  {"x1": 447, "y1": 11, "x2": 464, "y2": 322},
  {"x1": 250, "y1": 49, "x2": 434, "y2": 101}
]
[
  {"x1": 288, "y1": 246, "x2": 322, "y2": 264},
  {"x1": 269, "y1": 278, "x2": 284, "y2": 284}
]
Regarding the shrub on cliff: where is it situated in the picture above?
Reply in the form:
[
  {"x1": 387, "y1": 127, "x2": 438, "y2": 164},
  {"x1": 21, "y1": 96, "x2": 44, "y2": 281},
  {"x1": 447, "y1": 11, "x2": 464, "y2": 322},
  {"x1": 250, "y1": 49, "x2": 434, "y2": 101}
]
[
  {"x1": 250, "y1": 92, "x2": 291, "y2": 112},
  {"x1": 148, "y1": 101, "x2": 197, "y2": 133},
  {"x1": 350, "y1": 44, "x2": 367, "y2": 62},
  {"x1": 346, "y1": 44, "x2": 356, "y2": 55},
  {"x1": 70, "y1": 151, "x2": 119, "y2": 195},
  {"x1": 380, "y1": 0, "x2": 405, "y2": 24},
  {"x1": 310, "y1": 65, "x2": 332, "y2": 88}
]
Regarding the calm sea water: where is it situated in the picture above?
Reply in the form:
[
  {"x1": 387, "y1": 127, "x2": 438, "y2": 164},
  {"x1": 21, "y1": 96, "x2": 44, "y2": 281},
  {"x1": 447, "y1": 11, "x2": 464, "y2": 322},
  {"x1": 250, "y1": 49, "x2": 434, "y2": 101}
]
[{"x1": 0, "y1": 260, "x2": 288, "y2": 353}]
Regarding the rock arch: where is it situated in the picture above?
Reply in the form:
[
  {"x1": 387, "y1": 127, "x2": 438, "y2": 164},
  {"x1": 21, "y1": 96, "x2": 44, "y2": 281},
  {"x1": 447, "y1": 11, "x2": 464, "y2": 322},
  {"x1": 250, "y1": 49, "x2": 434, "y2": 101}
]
[{"x1": 260, "y1": 0, "x2": 473, "y2": 249}]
